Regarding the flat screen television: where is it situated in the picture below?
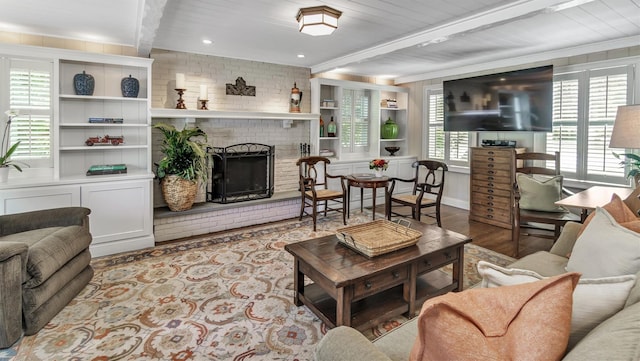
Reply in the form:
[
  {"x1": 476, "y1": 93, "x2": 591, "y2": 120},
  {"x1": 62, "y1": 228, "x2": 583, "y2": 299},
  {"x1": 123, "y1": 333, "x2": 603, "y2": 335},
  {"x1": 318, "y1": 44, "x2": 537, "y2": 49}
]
[{"x1": 443, "y1": 65, "x2": 553, "y2": 132}]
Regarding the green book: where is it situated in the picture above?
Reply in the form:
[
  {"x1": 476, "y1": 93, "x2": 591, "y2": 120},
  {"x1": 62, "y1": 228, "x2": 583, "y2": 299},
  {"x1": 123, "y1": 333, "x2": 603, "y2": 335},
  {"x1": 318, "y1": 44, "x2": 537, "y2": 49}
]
[{"x1": 86, "y1": 164, "x2": 127, "y2": 176}]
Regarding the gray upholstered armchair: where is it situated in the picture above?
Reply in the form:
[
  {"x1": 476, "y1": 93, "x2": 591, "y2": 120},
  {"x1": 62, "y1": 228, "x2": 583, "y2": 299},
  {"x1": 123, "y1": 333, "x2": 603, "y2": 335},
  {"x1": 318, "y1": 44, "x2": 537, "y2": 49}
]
[{"x1": 0, "y1": 207, "x2": 93, "y2": 348}]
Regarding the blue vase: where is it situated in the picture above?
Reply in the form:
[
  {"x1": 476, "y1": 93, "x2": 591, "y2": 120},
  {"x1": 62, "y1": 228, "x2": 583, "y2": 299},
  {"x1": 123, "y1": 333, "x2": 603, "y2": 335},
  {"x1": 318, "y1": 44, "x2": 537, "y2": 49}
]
[
  {"x1": 73, "y1": 71, "x2": 95, "y2": 96},
  {"x1": 121, "y1": 75, "x2": 140, "y2": 98}
]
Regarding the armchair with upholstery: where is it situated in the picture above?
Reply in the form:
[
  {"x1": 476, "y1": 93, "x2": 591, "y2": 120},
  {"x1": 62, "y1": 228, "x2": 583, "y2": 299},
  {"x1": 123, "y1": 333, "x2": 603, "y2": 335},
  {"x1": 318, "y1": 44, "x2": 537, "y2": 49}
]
[{"x1": 0, "y1": 207, "x2": 93, "y2": 347}]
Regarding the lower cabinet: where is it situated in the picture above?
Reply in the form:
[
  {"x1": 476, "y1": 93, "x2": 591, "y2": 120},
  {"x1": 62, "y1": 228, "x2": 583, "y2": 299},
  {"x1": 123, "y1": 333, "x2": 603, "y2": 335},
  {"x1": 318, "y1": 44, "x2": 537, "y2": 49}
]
[{"x1": 0, "y1": 178, "x2": 154, "y2": 257}]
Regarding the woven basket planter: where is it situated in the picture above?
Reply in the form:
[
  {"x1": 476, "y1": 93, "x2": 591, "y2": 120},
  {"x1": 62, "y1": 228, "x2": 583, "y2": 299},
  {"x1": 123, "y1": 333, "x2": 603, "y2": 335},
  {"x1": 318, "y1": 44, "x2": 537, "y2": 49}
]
[{"x1": 161, "y1": 175, "x2": 198, "y2": 211}]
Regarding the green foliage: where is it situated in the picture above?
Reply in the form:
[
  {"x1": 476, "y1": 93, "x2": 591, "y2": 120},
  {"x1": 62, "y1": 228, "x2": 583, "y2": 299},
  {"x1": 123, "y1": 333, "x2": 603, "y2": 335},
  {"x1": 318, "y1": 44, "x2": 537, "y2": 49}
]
[
  {"x1": 0, "y1": 141, "x2": 23, "y2": 171},
  {"x1": 154, "y1": 123, "x2": 208, "y2": 182},
  {"x1": 613, "y1": 152, "x2": 640, "y2": 178}
]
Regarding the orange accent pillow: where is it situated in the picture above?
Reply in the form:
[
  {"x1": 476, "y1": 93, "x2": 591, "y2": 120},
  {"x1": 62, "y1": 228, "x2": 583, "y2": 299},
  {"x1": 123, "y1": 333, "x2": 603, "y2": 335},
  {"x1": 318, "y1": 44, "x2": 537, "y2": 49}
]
[
  {"x1": 409, "y1": 272, "x2": 581, "y2": 361},
  {"x1": 577, "y1": 193, "x2": 640, "y2": 238}
]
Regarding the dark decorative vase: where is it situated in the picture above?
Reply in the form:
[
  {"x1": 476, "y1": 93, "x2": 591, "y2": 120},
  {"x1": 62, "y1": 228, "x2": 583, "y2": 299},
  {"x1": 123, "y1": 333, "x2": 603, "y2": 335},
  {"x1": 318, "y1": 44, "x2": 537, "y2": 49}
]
[
  {"x1": 121, "y1": 75, "x2": 140, "y2": 98},
  {"x1": 381, "y1": 117, "x2": 399, "y2": 139},
  {"x1": 73, "y1": 71, "x2": 95, "y2": 96}
]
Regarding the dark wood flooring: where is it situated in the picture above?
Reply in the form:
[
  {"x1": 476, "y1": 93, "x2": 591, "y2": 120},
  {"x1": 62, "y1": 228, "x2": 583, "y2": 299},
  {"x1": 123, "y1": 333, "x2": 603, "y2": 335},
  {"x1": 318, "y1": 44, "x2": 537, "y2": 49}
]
[{"x1": 376, "y1": 204, "x2": 556, "y2": 259}]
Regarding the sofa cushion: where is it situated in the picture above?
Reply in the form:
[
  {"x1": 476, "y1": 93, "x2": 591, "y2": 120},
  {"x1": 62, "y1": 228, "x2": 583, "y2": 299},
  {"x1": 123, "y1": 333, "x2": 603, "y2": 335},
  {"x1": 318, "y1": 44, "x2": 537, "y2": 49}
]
[
  {"x1": 373, "y1": 317, "x2": 418, "y2": 361},
  {"x1": 409, "y1": 273, "x2": 580, "y2": 361},
  {"x1": 567, "y1": 207, "x2": 640, "y2": 278},
  {"x1": 516, "y1": 173, "x2": 566, "y2": 212},
  {"x1": 563, "y1": 301, "x2": 640, "y2": 361},
  {"x1": 508, "y1": 251, "x2": 568, "y2": 277},
  {"x1": 578, "y1": 193, "x2": 640, "y2": 237},
  {"x1": 0, "y1": 225, "x2": 93, "y2": 288},
  {"x1": 478, "y1": 261, "x2": 636, "y2": 350}
]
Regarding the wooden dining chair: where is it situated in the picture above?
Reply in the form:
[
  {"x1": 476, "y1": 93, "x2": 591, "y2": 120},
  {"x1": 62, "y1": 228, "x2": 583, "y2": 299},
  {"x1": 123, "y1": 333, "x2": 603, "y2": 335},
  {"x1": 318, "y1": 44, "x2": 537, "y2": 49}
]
[
  {"x1": 385, "y1": 160, "x2": 448, "y2": 227},
  {"x1": 512, "y1": 151, "x2": 580, "y2": 257},
  {"x1": 296, "y1": 156, "x2": 347, "y2": 231}
]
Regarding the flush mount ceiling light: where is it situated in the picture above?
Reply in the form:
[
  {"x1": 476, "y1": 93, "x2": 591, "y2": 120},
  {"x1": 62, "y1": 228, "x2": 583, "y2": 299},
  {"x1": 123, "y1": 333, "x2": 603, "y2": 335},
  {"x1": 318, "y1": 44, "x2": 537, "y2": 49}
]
[{"x1": 296, "y1": 6, "x2": 342, "y2": 36}]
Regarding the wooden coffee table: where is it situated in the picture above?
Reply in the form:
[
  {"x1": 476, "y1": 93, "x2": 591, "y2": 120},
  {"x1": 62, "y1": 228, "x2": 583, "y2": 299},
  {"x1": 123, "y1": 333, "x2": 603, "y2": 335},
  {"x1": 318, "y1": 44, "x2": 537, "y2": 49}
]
[{"x1": 285, "y1": 219, "x2": 471, "y2": 331}]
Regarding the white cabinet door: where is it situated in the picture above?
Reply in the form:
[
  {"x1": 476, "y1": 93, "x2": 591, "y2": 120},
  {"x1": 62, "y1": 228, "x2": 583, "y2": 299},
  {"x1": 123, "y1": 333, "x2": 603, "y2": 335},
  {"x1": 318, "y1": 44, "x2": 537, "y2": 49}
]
[
  {"x1": 81, "y1": 180, "x2": 152, "y2": 245},
  {"x1": 0, "y1": 185, "x2": 81, "y2": 215}
]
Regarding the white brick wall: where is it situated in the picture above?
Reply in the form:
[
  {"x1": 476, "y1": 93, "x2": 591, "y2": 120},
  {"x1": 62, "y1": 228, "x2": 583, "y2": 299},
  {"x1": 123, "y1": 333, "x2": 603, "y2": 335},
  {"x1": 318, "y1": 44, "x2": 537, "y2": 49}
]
[{"x1": 150, "y1": 49, "x2": 310, "y2": 240}]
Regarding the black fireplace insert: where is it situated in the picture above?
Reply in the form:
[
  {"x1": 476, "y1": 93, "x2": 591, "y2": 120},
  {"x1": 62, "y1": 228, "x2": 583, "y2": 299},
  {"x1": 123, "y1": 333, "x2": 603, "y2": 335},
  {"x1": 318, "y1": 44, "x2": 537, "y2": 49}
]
[{"x1": 207, "y1": 143, "x2": 275, "y2": 203}]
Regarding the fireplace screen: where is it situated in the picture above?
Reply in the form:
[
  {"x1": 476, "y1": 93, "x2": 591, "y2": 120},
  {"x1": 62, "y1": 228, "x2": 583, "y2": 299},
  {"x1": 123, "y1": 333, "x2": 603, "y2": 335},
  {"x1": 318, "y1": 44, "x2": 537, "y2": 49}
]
[{"x1": 207, "y1": 143, "x2": 275, "y2": 203}]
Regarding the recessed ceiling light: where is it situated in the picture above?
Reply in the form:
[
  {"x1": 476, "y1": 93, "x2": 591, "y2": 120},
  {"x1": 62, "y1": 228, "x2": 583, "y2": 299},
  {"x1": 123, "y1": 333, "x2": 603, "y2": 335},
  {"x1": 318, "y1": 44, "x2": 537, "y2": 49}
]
[
  {"x1": 202, "y1": 39, "x2": 212, "y2": 45},
  {"x1": 297, "y1": 54, "x2": 305, "y2": 58}
]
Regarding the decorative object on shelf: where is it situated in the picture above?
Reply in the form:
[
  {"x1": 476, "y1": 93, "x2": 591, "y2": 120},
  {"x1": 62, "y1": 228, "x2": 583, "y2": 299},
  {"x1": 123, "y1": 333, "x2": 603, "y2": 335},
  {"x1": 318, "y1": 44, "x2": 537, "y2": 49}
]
[
  {"x1": 385, "y1": 146, "x2": 400, "y2": 156},
  {"x1": 86, "y1": 163, "x2": 127, "y2": 176},
  {"x1": 290, "y1": 82, "x2": 302, "y2": 113},
  {"x1": 460, "y1": 91, "x2": 470, "y2": 103},
  {"x1": 121, "y1": 75, "x2": 139, "y2": 97},
  {"x1": 322, "y1": 99, "x2": 335, "y2": 107},
  {"x1": 319, "y1": 115, "x2": 325, "y2": 137},
  {"x1": 154, "y1": 123, "x2": 208, "y2": 211},
  {"x1": 88, "y1": 117, "x2": 123, "y2": 124},
  {"x1": 73, "y1": 71, "x2": 95, "y2": 96},
  {"x1": 85, "y1": 135, "x2": 124, "y2": 146},
  {"x1": 319, "y1": 149, "x2": 334, "y2": 157},
  {"x1": 610, "y1": 104, "x2": 640, "y2": 187},
  {"x1": 175, "y1": 89, "x2": 187, "y2": 109},
  {"x1": 369, "y1": 158, "x2": 389, "y2": 177},
  {"x1": 0, "y1": 110, "x2": 25, "y2": 182},
  {"x1": 381, "y1": 117, "x2": 399, "y2": 139},
  {"x1": 225, "y1": 77, "x2": 256, "y2": 96},
  {"x1": 296, "y1": 5, "x2": 342, "y2": 36},
  {"x1": 327, "y1": 116, "x2": 337, "y2": 137},
  {"x1": 199, "y1": 85, "x2": 209, "y2": 110},
  {"x1": 381, "y1": 99, "x2": 397, "y2": 108}
]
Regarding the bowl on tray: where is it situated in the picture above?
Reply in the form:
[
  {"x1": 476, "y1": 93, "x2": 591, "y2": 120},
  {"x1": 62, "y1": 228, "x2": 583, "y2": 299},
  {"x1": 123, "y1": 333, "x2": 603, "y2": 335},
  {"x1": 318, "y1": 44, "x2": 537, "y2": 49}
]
[{"x1": 385, "y1": 146, "x2": 400, "y2": 156}]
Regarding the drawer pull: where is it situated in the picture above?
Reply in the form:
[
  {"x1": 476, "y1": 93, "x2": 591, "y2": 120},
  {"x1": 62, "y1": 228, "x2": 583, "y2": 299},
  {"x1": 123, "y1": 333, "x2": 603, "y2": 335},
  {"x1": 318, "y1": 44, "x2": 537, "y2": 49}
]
[
  {"x1": 488, "y1": 164, "x2": 494, "y2": 168},
  {"x1": 487, "y1": 202, "x2": 494, "y2": 206},
  {"x1": 365, "y1": 281, "x2": 372, "y2": 289},
  {"x1": 487, "y1": 214, "x2": 494, "y2": 219},
  {"x1": 444, "y1": 252, "x2": 451, "y2": 259},
  {"x1": 423, "y1": 260, "x2": 432, "y2": 267},
  {"x1": 487, "y1": 183, "x2": 494, "y2": 187},
  {"x1": 392, "y1": 271, "x2": 400, "y2": 279},
  {"x1": 487, "y1": 195, "x2": 494, "y2": 200},
  {"x1": 488, "y1": 189, "x2": 494, "y2": 193},
  {"x1": 487, "y1": 170, "x2": 495, "y2": 174},
  {"x1": 488, "y1": 151, "x2": 495, "y2": 155},
  {"x1": 488, "y1": 176, "x2": 494, "y2": 181},
  {"x1": 488, "y1": 157, "x2": 494, "y2": 161},
  {"x1": 487, "y1": 208, "x2": 494, "y2": 212}
]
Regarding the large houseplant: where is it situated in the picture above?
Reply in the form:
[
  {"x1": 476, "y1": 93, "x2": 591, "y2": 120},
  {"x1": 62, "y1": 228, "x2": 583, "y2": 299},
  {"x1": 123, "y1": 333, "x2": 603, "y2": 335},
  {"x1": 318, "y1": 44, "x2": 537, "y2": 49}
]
[
  {"x1": 154, "y1": 123, "x2": 208, "y2": 211},
  {"x1": 613, "y1": 152, "x2": 640, "y2": 187}
]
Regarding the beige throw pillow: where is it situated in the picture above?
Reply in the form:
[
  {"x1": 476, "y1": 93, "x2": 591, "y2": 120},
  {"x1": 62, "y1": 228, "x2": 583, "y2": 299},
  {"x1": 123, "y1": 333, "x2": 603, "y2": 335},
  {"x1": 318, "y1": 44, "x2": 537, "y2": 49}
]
[
  {"x1": 477, "y1": 261, "x2": 637, "y2": 350},
  {"x1": 567, "y1": 207, "x2": 640, "y2": 278},
  {"x1": 409, "y1": 273, "x2": 580, "y2": 361},
  {"x1": 516, "y1": 173, "x2": 566, "y2": 212}
]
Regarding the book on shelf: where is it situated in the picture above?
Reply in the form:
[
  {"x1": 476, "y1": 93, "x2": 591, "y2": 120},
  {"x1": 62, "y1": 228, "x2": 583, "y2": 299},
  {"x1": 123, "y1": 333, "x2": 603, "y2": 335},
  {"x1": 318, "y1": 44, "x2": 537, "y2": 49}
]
[
  {"x1": 86, "y1": 164, "x2": 127, "y2": 176},
  {"x1": 88, "y1": 117, "x2": 124, "y2": 124}
]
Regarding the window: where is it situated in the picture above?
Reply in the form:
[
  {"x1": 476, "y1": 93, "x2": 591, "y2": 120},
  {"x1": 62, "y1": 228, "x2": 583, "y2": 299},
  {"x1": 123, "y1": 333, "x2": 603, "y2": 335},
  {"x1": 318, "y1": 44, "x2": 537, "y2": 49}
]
[
  {"x1": 424, "y1": 86, "x2": 469, "y2": 166},
  {"x1": 547, "y1": 64, "x2": 634, "y2": 184},
  {"x1": 1, "y1": 57, "x2": 53, "y2": 168},
  {"x1": 341, "y1": 88, "x2": 371, "y2": 155}
]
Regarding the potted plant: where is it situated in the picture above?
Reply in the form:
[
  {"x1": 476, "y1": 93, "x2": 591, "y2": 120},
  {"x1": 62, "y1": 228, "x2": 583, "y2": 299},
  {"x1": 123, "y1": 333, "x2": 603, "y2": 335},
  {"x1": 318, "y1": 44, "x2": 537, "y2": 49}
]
[
  {"x1": 1, "y1": 110, "x2": 24, "y2": 183},
  {"x1": 154, "y1": 122, "x2": 208, "y2": 211},
  {"x1": 613, "y1": 152, "x2": 640, "y2": 187}
]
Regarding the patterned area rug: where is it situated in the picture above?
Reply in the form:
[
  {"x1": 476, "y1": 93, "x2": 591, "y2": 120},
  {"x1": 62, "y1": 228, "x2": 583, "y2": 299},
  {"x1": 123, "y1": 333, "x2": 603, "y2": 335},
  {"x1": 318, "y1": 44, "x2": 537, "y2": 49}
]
[{"x1": 4, "y1": 212, "x2": 514, "y2": 361}]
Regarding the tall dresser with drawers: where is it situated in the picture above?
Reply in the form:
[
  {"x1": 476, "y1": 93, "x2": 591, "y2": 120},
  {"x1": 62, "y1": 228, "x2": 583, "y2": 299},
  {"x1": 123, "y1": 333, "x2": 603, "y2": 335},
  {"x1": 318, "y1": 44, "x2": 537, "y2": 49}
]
[{"x1": 469, "y1": 147, "x2": 525, "y2": 229}]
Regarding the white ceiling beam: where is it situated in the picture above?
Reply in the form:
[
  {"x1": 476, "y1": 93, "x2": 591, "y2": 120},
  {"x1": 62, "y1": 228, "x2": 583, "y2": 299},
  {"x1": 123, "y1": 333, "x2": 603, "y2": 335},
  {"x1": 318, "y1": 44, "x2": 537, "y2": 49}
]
[
  {"x1": 310, "y1": 0, "x2": 595, "y2": 74},
  {"x1": 136, "y1": 0, "x2": 169, "y2": 57}
]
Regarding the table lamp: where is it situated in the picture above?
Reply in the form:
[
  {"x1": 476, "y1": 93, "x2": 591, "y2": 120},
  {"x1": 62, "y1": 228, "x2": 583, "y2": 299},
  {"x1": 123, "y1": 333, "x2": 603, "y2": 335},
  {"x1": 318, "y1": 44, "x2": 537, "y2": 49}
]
[{"x1": 609, "y1": 104, "x2": 640, "y2": 149}]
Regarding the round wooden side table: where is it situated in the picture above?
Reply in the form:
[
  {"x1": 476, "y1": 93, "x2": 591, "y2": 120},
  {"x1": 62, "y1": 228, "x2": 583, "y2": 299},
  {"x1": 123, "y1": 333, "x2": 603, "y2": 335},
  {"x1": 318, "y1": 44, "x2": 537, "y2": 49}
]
[{"x1": 346, "y1": 174, "x2": 389, "y2": 220}]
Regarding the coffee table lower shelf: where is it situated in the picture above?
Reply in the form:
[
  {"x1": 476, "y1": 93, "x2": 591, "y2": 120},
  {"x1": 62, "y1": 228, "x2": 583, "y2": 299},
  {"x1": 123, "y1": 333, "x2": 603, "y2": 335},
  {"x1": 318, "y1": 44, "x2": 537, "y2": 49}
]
[{"x1": 300, "y1": 270, "x2": 454, "y2": 330}]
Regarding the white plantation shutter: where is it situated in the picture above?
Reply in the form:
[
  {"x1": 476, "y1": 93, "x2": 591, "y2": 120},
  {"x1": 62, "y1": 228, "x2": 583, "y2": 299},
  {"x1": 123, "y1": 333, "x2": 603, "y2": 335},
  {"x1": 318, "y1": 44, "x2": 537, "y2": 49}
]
[
  {"x1": 7, "y1": 59, "x2": 53, "y2": 166},
  {"x1": 548, "y1": 65, "x2": 632, "y2": 184},
  {"x1": 426, "y1": 88, "x2": 469, "y2": 166},
  {"x1": 341, "y1": 89, "x2": 370, "y2": 154}
]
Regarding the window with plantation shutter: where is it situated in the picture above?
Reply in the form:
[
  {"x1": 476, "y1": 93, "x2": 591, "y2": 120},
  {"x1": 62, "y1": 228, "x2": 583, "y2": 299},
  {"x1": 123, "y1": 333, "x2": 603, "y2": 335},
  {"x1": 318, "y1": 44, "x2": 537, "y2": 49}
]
[
  {"x1": 547, "y1": 65, "x2": 632, "y2": 184},
  {"x1": 341, "y1": 88, "x2": 370, "y2": 154},
  {"x1": 2, "y1": 58, "x2": 53, "y2": 168},
  {"x1": 425, "y1": 87, "x2": 469, "y2": 166}
]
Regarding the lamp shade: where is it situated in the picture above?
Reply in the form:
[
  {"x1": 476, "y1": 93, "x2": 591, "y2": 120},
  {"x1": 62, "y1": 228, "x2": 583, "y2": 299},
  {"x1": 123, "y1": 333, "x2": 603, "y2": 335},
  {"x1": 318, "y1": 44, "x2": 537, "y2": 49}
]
[
  {"x1": 609, "y1": 104, "x2": 640, "y2": 149},
  {"x1": 296, "y1": 6, "x2": 342, "y2": 36}
]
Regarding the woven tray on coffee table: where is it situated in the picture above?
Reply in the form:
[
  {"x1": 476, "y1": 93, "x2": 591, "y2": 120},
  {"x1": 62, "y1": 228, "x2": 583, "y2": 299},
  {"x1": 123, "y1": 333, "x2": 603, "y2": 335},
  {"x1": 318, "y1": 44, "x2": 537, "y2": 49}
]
[{"x1": 336, "y1": 219, "x2": 422, "y2": 258}]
